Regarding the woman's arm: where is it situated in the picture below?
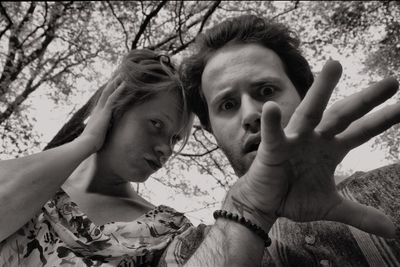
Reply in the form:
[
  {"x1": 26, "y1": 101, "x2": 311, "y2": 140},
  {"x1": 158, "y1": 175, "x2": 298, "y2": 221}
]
[
  {"x1": 0, "y1": 76, "x2": 124, "y2": 242},
  {"x1": 0, "y1": 136, "x2": 98, "y2": 241}
]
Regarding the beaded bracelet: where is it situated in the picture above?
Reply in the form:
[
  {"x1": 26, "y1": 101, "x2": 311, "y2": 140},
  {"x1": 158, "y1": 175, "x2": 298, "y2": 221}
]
[{"x1": 213, "y1": 209, "x2": 272, "y2": 247}]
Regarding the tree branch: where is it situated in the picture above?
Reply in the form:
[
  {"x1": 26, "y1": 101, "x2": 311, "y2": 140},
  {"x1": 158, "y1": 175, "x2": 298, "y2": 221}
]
[
  {"x1": 106, "y1": 1, "x2": 130, "y2": 52},
  {"x1": 15, "y1": 1, "x2": 37, "y2": 40},
  {"x1": 0, "y1": 3, "x2": 13, "y2": 39},
  {"x1": 147, "y1": 12, "x2": 204, "y2": 50},
  {"x1": 131, "y1": 0, "x2": 168, "y2": 50},
  {"x1": 189, "y1": 156, "x2": 228, "y2": 189},
  {"x1": 177, "y1": 0, "x2": 185, "y2": 46},
  {"x1": 0, "y1": 2, "x2": 71, "y2": 97},
  {"x1": 171, "y1": 0, "x2": 221, "y2": 55},
  {"x1": 19, "y1": 2, "x2": 49, "y2": 47},
  {"x1": 179, "y1": 146, "x2": 219, "y2": 157},
  {"x1": 271, "y1": 0, "x2": 299, "y2": 20}
]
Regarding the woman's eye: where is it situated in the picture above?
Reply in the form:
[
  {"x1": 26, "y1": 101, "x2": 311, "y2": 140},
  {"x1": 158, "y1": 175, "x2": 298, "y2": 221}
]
[
  {"x1": 259, "y1": 86, "x2": 275, "y2": 97},
  {"x1": 151, "y1": 120, "x2": 163, "y2": 129},
  {"x1": 171, "y1": 135, "x2": 181, "y2": 145},
  {"x1": 221, "y1": 99, "x2": 237, "y2": 111}
]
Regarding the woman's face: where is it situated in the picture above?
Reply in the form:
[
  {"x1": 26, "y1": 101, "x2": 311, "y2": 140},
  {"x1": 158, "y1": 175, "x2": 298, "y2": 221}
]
[{"x1": 98, "y1": 90, "x2": 188, "y2": 183}]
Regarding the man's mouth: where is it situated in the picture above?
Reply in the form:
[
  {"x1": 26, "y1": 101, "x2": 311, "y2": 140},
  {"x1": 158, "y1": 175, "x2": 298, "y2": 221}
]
[
  {"x1": 243, "y1": 135, "x2": 261, "y2": 154},
  {"x1": 246, "y1": 143, "x2": 260, "y2": 153}
]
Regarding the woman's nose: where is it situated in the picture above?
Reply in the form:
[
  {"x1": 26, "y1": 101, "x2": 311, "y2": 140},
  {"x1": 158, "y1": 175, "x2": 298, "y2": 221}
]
[{"x1": 154, "y1": 141, "x2": 173, "y2": 164}]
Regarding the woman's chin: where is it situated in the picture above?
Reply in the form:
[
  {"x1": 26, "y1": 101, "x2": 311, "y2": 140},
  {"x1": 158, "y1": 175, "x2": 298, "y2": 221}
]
[{"x1": 126, "y1": 172, "x2": 150, "y2": 183}]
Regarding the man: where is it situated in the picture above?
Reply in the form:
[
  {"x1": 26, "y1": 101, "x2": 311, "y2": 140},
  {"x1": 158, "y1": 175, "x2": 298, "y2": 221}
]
[{"x1": 172, "y1": 15, "x2": 400, "y2": 266}]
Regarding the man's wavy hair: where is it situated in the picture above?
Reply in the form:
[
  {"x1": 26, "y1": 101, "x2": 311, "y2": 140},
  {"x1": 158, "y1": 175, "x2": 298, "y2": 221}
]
[{"x1": 180, "y1": 15, "x2": 314, "y2": 132}]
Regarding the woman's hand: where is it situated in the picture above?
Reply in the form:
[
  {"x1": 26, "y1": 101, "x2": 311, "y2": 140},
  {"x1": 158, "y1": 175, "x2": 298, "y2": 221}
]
[
  {"x1": 234, "y1": 61, "x2": 400, "y2": 238},
  {"x1": 79, "y1": 75, "x2": 125, "y2": 152}
]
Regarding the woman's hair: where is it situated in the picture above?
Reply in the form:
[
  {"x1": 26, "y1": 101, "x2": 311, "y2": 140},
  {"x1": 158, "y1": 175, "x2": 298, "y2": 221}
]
[
  {"x1": 104, "y1": 49, "x2": 192, "y2": 153},
  {"x1": 45, "y1": 49, "x2": 192, "y2": 153}
]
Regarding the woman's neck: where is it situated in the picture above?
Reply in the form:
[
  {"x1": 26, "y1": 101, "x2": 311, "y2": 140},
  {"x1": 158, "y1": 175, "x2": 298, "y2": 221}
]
[{"x1": 63, "y1": 154, "x2": 136, "y2": 199}]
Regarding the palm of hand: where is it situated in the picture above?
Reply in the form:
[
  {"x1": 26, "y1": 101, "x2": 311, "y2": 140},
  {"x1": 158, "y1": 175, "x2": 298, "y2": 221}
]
[
  {"x1": 244, "y1": 132, "x2": 342, "y2": 224},
  {"x1": 81, "y1": 76, "x2": 125, "y2": 151},
  {"x1": 241, "y1": 61, "x2": 399, "y2": 238},
  {"x1": 276, "y1": 134, "x2": 342, "y2": 222}
]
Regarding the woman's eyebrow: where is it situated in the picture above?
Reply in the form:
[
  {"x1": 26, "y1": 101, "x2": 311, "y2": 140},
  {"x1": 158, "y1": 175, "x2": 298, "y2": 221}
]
[{"x1": 161, "y1": 111, "x2": 173, "y2": 124}]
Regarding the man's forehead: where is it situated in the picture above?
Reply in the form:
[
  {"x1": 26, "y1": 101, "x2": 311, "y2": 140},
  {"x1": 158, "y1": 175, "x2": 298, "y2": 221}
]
[{"x1": 202, "y1": 43, "x2": 287, "y2": 97}]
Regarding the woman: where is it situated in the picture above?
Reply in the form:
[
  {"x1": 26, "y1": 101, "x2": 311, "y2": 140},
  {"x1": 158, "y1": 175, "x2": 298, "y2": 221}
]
[{"x1": 0, "y1": 49, "x2": 194, "y2": 266}]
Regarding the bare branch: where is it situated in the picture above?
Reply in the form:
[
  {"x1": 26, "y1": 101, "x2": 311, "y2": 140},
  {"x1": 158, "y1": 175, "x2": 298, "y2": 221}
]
[
  {"x1": 131, "y1": 0, "x2": 168, "y2": 50},
  {"x1": 20, "y1": 2, "x2": 49, "y2": 47},
  {"x1": 177, "y1": 0, "x2": 184, "y2": 46},
  {"x1": 196, "y1": 0, "x2": 221, "y2": 34},
  {"x1": 189, "y1": 156, "x2": 228, "y2": 189},
  {"x1": 183, "y1": 201, "x2": 221, "y2": 214},
  {"x1": 0, "y1": 3, "x2": 13, "y2": 39},
  {"x1": 0, "y1": 2, "x2": 71, "y2": 96},
  {"x1": 171, "y1": 0, "x2": 221, "y2": 55},
  {"x1": 179, "y1": 146, "x2": 219, "y2": 157},
  {"x1": 106, "y1": 1, "x2": 130, "y2": 51},
  {"x1": 0, "y1": 2, "x2": 13, "y2": 24},
  {"x1": 15, "y1": 1, "x2": 37, "y2": 40},
  {"x1": 0, "y1": 51, "x2": 90, "y2": 125},
  {"x1": 271, "y1": 0, "x2": 299, "y2": 20},
  {"x1": 147, "y1": 13, "x2": 203, "y2": 50}
]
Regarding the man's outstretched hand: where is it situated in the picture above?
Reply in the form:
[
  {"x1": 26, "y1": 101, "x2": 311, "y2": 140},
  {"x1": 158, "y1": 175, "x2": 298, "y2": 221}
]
[{"x1": 236, "y1": 61, "x2": 399, "y2": 238}]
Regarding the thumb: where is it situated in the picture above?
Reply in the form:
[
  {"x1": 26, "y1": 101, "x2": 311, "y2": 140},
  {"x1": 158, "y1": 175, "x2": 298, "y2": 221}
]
[
  {"x1": 261, "y1": 101, "x2": 285, "y2": 150},
  {"x1": 258, "y1": 101, "x2": 287, "y2": 166},
  {"x1": 327, "y1": 198, "x2": 395, "y2": 238}
]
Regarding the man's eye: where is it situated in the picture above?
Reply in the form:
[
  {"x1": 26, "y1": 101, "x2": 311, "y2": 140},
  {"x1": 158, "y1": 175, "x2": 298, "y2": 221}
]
[
  {"x1": 151, "y1": 119, "x2": 163, "y2": 129},
  {"x1": 259, "y1": 86, "x2": 275, "y2": 97},
  {"x1": 221, "y1": 100, "x2": 237, "y2": 111}
]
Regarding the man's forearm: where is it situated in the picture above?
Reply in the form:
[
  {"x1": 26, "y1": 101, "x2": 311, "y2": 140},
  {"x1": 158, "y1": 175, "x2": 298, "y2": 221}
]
[{"x1": 184, "y1": 195, "x2": 273, "y2": 266}]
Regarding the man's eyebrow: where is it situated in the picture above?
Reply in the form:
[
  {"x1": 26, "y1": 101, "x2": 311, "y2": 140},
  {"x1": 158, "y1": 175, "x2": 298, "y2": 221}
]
[
  {"x1": 250, "y1": 77, "x2": 283, "y2": 86},
  {"x1": 210, "y1": 87, "x2": 234, "y2": 106}
]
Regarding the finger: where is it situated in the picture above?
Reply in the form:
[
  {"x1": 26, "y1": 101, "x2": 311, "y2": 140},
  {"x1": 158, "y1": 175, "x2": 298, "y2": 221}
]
[
  {"x1": 98, "y1": 75, "x2": 123, "y2": 106},
  {"x1": 104, "y1": 81, "x2": 127, "y2": 109},
  {"x1": 259, "y1": 102, "x2": 286, "y2": 165},
  {"x1": 336, "y1": 103, "x2": 400, "y2": 150},
  {"x1": 286, "y1": 61, "x2": 342, "y2": 135},
  {"x1": 327, "y1": 198, "x2": 395, "y2": 238},
  {"x1": 316, "y1": 77, "x2": 399, "y2": 137}
]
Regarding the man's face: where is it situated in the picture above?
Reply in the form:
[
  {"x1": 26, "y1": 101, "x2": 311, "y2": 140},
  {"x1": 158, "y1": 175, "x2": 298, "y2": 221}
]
[{"x1": 202, "y1": 43, "x2": 301, "y2": 176}]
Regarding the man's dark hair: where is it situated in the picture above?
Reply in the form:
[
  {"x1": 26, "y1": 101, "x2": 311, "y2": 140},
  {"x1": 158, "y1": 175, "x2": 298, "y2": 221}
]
[{"x1": 180, "y1": 15, "x2": 314, "y2": 132}]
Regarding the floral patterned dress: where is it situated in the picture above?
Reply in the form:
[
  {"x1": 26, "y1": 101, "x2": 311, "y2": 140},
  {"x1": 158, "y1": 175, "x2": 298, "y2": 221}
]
[{"x1": 0, "y1": 190, "x2": 194, "y2": 266}]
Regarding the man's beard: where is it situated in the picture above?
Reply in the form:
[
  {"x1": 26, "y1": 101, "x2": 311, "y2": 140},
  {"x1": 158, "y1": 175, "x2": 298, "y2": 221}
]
[{"x1": 219, "y1": 143, "x2": 254, "y2": 177}]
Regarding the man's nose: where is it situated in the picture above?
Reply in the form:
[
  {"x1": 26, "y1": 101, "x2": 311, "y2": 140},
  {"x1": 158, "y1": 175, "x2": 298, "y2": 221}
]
[
  {"x1": 154, "y1": 141, "x2": 173, "y2": 165},
  {"x1": 241, "y1": 95, "x2": 261, "y2": 133}
]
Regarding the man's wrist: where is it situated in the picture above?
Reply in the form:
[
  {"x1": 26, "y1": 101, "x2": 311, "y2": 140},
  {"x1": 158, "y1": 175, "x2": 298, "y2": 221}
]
[
  {"x1": 213, "y1": 209, "x2": 272, "y2": 246},
  {"x1": 222, "y1": 187, "x2": 276, "y2": 234}
]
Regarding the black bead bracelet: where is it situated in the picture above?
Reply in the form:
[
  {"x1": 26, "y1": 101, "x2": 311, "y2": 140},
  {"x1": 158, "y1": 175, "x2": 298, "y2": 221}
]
[{"x1": 213, "y1": 209, "x2": 272, "y2": 247}]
